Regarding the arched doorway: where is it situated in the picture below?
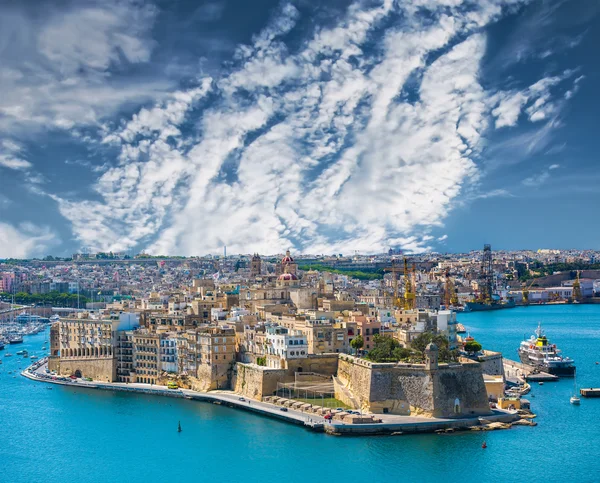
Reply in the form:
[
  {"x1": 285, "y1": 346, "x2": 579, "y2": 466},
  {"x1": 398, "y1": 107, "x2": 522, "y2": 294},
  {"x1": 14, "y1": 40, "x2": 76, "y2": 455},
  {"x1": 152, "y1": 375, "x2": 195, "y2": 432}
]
[{"x1": 74, "y1": 370, "x2": 82, "y2": 378}]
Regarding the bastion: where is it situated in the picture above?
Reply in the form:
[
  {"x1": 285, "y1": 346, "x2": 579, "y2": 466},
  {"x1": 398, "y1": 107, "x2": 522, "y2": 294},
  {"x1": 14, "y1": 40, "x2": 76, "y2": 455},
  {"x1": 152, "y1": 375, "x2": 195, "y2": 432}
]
[{"x1": 336, "y1": 343, "x2": 492, "y2": 418}]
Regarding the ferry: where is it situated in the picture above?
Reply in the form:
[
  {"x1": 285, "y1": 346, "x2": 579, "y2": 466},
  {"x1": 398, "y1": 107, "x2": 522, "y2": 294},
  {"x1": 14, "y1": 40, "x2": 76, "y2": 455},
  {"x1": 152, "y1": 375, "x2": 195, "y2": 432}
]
[{"x1": 518, "y1": 323, "x2": 575, "y2": 376}]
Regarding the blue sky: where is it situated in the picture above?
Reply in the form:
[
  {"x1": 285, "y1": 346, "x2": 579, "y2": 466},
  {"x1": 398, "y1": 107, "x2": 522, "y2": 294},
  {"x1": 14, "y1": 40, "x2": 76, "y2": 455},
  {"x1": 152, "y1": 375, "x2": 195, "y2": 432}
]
[{"x1": 0, "y1": 0, "x2": 598, "y2": 258}]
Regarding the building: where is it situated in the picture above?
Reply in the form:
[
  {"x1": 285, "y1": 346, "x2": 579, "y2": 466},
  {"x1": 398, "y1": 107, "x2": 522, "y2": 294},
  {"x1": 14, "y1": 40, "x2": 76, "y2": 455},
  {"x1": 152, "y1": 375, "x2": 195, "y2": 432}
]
[
  {"x1": 49, "y1": 313, "x2": 138, "y2": 381},
  {"x1": 265, "y1": 326, "x2": 308, "y2": 368},
  {"x1": 132, "y1": 332, "x2": 160, "y2": 384},
  {"x1": 250, "y1": 254, "x2": 262, "y2": 277}
]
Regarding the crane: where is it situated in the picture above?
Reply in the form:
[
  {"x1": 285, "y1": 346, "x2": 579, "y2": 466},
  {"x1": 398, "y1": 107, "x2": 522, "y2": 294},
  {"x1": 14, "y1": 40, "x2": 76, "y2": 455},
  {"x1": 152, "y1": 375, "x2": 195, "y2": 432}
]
[
  {"x1": 383, "y1": 258, "x2": 404, "y2": 309},
  {"x1": 403, "y1": 258, "x2": 416, "y2": 310},
  {"x1": 522, "y1": 278, "x2": 536, "y2": 304},
  {"x1": 444, "y1": 268, "x2": 458, "y2": 307}
]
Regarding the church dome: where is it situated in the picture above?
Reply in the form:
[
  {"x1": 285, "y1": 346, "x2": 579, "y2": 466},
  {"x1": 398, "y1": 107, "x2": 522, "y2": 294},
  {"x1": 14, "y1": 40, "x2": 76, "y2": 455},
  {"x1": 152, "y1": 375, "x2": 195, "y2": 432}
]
[
  {"x1": 281, "y1": 250, "x2": 294, "y2": 264},
  {"x1": 278, "y1": 272, "x2": 298, "y2": 281}
]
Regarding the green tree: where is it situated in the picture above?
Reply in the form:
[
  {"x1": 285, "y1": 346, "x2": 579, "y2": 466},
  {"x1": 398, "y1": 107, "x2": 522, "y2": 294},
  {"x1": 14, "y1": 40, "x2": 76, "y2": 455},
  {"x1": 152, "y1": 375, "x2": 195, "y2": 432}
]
[
  {"x1": 365, "y1": 335, "x2": 414, "y2": 363},
  {"x1": 350, "y1": 335, "x2": 364, "y2": 353},
  {"x1": 256, "y1": 356, "x2": 266, "y2": 366},
  {"x1": 464, "y1": 340, "x2": 482, "y2": 353}
]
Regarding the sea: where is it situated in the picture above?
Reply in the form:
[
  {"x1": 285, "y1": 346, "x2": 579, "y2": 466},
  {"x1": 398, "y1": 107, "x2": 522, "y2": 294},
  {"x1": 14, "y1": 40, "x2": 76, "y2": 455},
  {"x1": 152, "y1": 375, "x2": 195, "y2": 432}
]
[{"x1": 2, "y1": 304, "x2": 600, "y2": 483}]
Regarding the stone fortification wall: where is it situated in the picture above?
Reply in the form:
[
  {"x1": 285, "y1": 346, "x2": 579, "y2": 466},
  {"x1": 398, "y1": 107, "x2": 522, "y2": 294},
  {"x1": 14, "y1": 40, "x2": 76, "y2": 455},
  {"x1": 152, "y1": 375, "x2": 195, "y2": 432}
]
[
  {"x1": 191, "y1": 363, "x2": 233, "y2": 391},
  {"x1": 57, "y1": 357, "x2": 116, "y2": 382},
  {"x1": 233, "y1": 363, "x2": 288, "y2": 400},
  {"x1": 337, "y1": 355, "x2": 491, "y2": 418},
  {"x1": 475, "y1": 351, "x2": 504, "y2": 377},
  {"x1": 233, "y1": 355, "x2": 338, "y2": 400},
  {"x1": 285, "y1": 354, "x2": 339, "y2": 375}
]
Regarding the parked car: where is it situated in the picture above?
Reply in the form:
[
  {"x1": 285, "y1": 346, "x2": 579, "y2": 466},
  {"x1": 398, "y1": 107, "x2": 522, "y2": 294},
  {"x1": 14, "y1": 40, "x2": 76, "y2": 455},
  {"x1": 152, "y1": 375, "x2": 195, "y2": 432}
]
[
  {"x1": 280, "y1": 407, "x2": 288, "y2": 412},
  {"x1": 239, "y1": 397, "x2": 246, "y2": 401}
]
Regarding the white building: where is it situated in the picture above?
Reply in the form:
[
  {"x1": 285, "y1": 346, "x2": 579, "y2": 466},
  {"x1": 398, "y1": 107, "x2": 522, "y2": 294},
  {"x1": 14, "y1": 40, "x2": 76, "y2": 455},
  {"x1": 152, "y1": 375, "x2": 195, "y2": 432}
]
[
  {"x1": 265, "y1": 326, "x2": 308, "y2": 368},
  {"x1": 160, "y1": 337, "x2": 178, "y2": 373}
]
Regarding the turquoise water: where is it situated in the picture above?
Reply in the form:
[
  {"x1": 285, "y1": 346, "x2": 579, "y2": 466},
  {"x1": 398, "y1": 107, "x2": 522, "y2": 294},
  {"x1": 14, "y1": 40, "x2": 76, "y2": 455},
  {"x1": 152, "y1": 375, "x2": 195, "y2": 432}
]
[{"x1": 2, "y1": 305, "x2": 600, "y2": 483}]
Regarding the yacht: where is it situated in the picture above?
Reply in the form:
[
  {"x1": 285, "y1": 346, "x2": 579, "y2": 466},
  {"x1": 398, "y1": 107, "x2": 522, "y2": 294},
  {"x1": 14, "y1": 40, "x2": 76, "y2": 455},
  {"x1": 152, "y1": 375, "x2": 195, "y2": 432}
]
[{"x1": 518, "y1": 323, "x2": 575, "y2": 376}]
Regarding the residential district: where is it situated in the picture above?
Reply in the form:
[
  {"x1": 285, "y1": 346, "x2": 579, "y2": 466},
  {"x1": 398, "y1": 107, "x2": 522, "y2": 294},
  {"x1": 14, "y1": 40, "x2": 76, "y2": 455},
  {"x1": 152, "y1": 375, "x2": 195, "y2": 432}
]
[{"x1": 3, "y1": 245, "x2": 598, "y2": 433}]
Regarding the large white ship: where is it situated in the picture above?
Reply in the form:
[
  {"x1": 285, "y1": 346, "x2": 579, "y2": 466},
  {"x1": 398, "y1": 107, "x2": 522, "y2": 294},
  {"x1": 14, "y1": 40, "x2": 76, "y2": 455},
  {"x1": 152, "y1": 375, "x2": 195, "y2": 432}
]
[{"x1": 518, "y1": 323, "x2": 575, "y2": 376}]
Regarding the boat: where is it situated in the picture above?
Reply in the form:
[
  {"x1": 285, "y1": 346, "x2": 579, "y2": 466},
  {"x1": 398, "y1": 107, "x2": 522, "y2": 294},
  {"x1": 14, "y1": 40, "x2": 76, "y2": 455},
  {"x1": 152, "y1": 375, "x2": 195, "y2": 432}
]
[
  {"x1": 16, "y1": 351, "x2": 24, "y2": 355},
  {"x1": 465, "y1": 299, "x2": 516, "y2": 312},
  {"x1": 518, "y1": 323, "x2": 575, "y2": 376},
  {"x1": 0, "y1": 342, "x2": 5, "y2": 351},
  {"x1": 15, "y1": 313, "x2": 50, "y2": 324},
  {"x1": 4, "y1": 353, "x2": 12, "y2": 357},
  {"x1": 8, "y1": 335, "x2": 23, "y2": 344},
  {"x1": 178, "y1": 421, "x2": 182, "y2": 433},
  {"x1": 456, "y1": 323, "x2": 467, "y2": 334},
  {"x1": 30, "y1": 355, "x2": 38, "y2": 360}
]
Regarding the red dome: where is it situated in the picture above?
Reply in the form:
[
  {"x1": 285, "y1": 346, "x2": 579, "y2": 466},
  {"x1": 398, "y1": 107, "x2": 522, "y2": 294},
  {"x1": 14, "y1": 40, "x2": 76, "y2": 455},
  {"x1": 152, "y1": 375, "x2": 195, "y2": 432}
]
[
  {"x1": 281, "y1": 250, "x2": 294, "y2": 264},
  {"x1": 278, "y1": 272, "x2": 298, "y2": 281}
]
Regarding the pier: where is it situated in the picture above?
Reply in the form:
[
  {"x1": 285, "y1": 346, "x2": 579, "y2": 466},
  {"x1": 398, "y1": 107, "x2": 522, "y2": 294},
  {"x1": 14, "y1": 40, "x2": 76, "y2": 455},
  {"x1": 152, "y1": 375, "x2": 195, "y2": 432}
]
[
  {"x1": 22, "y1": 358, "x2": 519, "y2": 436},
  {"x1": 503, "y1": 358, "x2": 558, "y2": 383},
  {"x1": 580, "y1": 388, "x2": 600, "y2": 398}
]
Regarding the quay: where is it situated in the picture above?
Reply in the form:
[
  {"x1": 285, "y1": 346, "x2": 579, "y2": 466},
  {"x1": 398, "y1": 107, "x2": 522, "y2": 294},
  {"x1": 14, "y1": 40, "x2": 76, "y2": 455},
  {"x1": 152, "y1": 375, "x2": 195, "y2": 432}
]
[
  {"x1": 503, "y1": 358, "x2": 558, "y2": 383},
  {"x1": 580, "y1": 388, "x2": 600, "y2": 398},
  {"x1": 22, "y1": 358, "x2": 519, "y2": 436}
]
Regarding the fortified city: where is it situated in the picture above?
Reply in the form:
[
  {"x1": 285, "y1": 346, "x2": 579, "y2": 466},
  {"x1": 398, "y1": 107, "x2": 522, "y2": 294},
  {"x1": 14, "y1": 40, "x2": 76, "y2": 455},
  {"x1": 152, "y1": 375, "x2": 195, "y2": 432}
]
[{"x1": 1, "y1": 0, "x2": 598, "y2": 481}]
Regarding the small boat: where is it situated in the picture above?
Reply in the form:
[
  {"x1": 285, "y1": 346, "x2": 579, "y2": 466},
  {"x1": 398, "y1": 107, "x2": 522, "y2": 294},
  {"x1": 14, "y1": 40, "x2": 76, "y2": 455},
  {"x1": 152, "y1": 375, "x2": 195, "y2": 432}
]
[
  {"x1": 16, "y1": 351, "x2": 24, "y2": 355},
  {"x1": 4, "y1": 353, "x2": 12, "y2": 357},
  {"x1": 482, "y1": 442, "x2": 487, "y2": 449},
  {"x1": 538, "y1": 382, "x2": 544, "y2": 386},
  {"x1": 30, "y1": 356, "x2": 38, "y2": 360},
  {"x1": 178, "y1": 421, "x2": 182, "y2": 433}
]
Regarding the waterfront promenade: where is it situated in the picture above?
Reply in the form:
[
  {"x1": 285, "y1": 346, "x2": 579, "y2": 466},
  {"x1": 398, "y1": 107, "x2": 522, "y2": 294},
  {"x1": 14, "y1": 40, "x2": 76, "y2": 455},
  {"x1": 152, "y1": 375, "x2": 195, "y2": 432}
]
[{"x1": 22, "y1": 358, "x2": 518, "y2": 436}]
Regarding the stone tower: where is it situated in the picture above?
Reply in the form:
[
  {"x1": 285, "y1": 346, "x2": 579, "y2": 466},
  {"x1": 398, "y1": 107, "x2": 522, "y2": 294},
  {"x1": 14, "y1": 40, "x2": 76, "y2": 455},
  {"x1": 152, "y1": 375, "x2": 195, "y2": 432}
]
[
  {"x1": 250, "y1": 253, "x2": 261, "y2": 277},
  {"x1": 425, "y1": 342, "x2": 439, "y2": 370}
]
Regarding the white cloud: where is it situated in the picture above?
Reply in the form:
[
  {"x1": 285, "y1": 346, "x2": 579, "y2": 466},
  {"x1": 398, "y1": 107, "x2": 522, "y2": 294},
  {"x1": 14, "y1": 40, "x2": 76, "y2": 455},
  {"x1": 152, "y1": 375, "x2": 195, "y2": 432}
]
[
  {"x1": 0, "y1": 0, "x2": 168, "y2": 136},
  {"x1": 0, "y1": 222, "x2": 58, "y2": 258},
  {"x1": 48, "y1": 0, "x2": 581, "y2": 255},
  {"x1": 491, "y1": 70, "x2": 577, "y2": 128},
  {"x1": 0, "y1": 140, "x2": 31, "y2": 170}
]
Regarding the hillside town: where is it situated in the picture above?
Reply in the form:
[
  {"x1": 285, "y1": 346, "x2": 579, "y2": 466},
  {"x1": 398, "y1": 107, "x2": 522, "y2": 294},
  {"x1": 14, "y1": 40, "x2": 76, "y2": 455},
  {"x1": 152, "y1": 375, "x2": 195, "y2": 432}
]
[{"x1": 3, "y1": 246, "x2": 599, "y2": 428}]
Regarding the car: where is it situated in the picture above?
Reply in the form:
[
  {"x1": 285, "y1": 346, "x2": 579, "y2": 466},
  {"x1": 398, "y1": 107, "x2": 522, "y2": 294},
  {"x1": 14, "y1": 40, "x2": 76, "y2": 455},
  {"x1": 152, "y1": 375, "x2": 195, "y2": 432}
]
[
  {"x1": 238, "y1": 397, "x2": 246, "y2": 401},
  {"x1": 335, "y1": 407, "x2": 344, "y2": 411},
  {"x1": 279, "y1": 407, "x2": 288, "y2": 412}
]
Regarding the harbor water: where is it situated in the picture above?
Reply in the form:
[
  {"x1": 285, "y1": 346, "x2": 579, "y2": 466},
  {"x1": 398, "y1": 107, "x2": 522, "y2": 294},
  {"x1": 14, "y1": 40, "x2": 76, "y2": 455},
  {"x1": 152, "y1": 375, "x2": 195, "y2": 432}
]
[{"x1": 2, "y1": 305, "x2": 600, "y2": 482}]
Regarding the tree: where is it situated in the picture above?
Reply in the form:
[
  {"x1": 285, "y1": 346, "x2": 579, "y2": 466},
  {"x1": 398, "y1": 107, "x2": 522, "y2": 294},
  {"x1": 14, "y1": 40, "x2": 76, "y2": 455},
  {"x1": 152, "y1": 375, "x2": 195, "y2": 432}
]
[
  {"x1": 256, "y1": 356, "x2": 266, "y2": 366},
  {"x1": 410, "y1": 331, "x2": 457, "y2": 363},
  {"x1": 350, "y1": 335, "x2": 364, "y2": 353},
  {"x1": 464, "y1": 340, "x2": 482, "y2": 353},
  {"x1": 365, "y1": 335, "x2": 414, "y2": 363}
]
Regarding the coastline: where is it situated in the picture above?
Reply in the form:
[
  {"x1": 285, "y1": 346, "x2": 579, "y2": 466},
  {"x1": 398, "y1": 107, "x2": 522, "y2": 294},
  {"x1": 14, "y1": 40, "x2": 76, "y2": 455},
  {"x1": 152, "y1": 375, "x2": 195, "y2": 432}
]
[{"x1": 22, "y1": 358, "x2": 519, "y2": 436}]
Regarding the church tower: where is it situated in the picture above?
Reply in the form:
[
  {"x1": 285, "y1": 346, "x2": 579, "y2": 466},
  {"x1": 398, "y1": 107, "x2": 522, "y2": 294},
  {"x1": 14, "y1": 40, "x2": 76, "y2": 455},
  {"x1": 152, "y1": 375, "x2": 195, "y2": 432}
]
[{"x1": 250, "y1": 254, "x2": 262, "y2": 277}]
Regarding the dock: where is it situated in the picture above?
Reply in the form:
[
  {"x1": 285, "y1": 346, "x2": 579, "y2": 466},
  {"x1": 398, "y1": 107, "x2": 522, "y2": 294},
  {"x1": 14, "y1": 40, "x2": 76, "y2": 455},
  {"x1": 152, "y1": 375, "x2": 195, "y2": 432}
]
[
  {"x1": 580, "y1": 388, "x2": 600, "y2": 398},
  {"x1": 503, "y1": 358, "x2": 558, "y2": 382}
]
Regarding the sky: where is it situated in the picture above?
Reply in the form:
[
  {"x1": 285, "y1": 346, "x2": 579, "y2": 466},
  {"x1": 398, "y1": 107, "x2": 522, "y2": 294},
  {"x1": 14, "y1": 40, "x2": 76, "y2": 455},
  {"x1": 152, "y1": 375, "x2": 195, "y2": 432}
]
[{"x1": 0, "y1": 0, "x2": 598, "y2": 258}]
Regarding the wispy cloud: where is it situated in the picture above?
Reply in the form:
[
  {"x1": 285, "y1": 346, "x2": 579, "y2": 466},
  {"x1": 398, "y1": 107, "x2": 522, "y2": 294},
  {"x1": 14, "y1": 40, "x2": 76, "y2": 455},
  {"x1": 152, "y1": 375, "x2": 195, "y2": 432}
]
[
  {"x1": 26, "y1": 0, "x2": 583, "y2": 255},
  {"x1": 0, "y1": 222, "x2": 58, "y2": 258}
]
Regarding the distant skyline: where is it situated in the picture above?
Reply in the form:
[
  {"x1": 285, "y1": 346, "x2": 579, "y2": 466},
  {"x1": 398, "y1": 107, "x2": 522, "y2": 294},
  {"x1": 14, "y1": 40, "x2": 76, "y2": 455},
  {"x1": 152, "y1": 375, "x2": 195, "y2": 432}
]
[{"x1": 1, "y1": 0, "x2": 599, "y2": 258}]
